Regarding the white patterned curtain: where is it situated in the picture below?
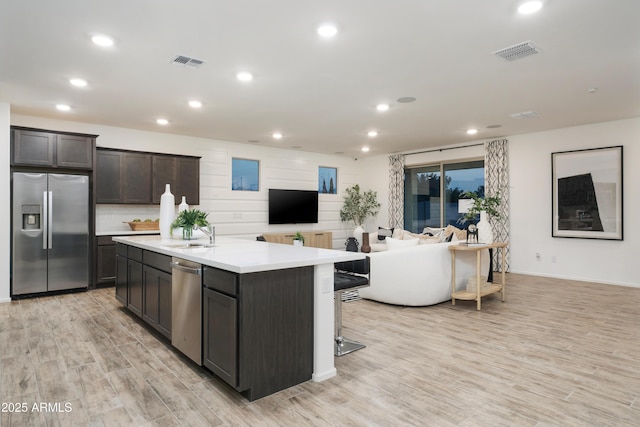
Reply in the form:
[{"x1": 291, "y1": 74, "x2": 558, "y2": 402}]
[
  {"x1": 485, "y1": 139, "x2": 510, "y2": 271},
  {"x1": 388, "y1": 154, "x2": 405, "y2": 229}
]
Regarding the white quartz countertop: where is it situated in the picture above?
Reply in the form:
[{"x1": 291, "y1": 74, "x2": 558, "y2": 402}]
[
  {"x1": 96, "y1": 230, "x2": 160, "y2": 236},
  {"x1": 112, "y1": 235, "x2": 366, "y2": 274}
]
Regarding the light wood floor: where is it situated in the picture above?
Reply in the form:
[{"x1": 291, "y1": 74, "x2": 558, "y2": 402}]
[{"x1": 1, "y1": 273, "x2": 640, "y2": 426}]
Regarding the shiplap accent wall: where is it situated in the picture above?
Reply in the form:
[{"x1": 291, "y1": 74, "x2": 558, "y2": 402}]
[{"x1": 12, "y1": 114, "x2": 364, "y2": 249}]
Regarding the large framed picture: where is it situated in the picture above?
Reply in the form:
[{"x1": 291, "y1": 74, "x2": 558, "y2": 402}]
[{"x1": 552, "y1": 146, "x2": 623, "y2": 240}]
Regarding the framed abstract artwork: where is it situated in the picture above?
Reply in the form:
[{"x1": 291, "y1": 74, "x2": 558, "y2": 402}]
[
  {"x1": 318, "y1": 166, "x2": 337, "y2": 194},
  {"x1": 552, "y1": 146, "x2": 623, "y2": 240},
  {"x1": 232, "y1": 158, "x2": 259, "y2": 191}
]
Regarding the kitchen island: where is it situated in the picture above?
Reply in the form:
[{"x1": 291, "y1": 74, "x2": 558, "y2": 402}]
[{"x1": 113, "y1": 235, "x2": 365, "y2": 400}]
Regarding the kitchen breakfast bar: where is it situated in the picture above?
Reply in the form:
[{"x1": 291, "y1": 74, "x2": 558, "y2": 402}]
[{"x1": 112, "y1": 235, "x2": 365, "y2": 401}]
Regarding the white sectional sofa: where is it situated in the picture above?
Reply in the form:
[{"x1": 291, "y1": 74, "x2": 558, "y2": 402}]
[{"x1": 359, "y1": 239, "x2": 489, "y2": 306}]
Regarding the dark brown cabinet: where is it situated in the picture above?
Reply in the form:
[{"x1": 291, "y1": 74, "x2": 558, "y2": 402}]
[
  {"x1": 127, "y1": 247, "x2": 144, "y2": 318},
  {"x1": 97, "y1": 236, "x2": 117, "y2": 284},
  {"x1": 202, "y1": 265, "x2": 314, "y2": 401},
  {"x1": 142, "y1": 251, "x2": 172, "y2": 339},
  {"x1": 96, "y1": 148, "x2": 199, "y2": 205},
  {"x1": 11, "y1": 128, "x2": 94, "y2": 169},
  {"x1": 115, "y1": 249, "x2": 128, "y2": 305}
]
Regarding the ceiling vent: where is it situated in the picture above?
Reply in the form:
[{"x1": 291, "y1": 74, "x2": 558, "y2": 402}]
[
  {"x1": 510, "y1": 111, "x2": 539, "y2": 119},
  {"x1": 171, "y1": 55, "x2": 205, "y2": 68},
  {"x1": 492, "y1": 41, "x2": 541, "y2": 62}
]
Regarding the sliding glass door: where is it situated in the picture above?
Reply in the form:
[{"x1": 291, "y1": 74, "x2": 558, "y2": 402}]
[{"x1": 404, "y1": 160, "x2": 484, "y2": 233}]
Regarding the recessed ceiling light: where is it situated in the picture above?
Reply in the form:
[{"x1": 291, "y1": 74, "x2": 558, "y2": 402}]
[
  {"x1": 361, "y1": 146, "x2": 370, "y2": 153},
  {"x1": 69, "y1": 78, "x2": 87, "y2": 87},
  {"x1": 317, "y1": 24, "x2": 338, "y2": 38},
  {"x1": 518, "y1": 1, "x2": 543, "y2": 14},
  {"x1": 376, "y1": 104, "x2": 389, "y2": 112},
  {"x1": 587, "y1": 87, "x2": 598, "y2": 94},
  {"x1": 188, "y1": 100, "x2": 202, "y2": 108},
  {"x1": 156, "y1": 118, "x2": 169, "y2": 125},
  {"x1": 368, "y1": 130, "x2": 378, "y2": 137},
  {"x1": 272, "y1": 132, "x2": 283, "y2": 140},
  {"x1": 56, "y1": 104, "x2": 71, "y2": 111},
  {"x1": 397, "y1": 97, "x2": 416, "y2": 103},
  {"x1": 466, "y1": 129, "x2": 478, "y2": 135},
  {"x1": 91, "y1": 34, "x2": 114, "y2": 47},
  {"x1": 237, "y1": 72, "x2": 253, "y2": 82}
]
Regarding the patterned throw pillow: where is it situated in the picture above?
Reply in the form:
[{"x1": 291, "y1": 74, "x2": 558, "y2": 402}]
[{"x1": 377, "y1": 227, "x2": 394, "y2": 241}]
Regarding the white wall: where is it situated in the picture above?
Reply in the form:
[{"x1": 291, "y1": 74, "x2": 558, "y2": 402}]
[
  {"x1": 359, "y1": 118, "x2": 638, "y2": 287},
  {"x1": 508, "y1": 118, "x2": 638, "y2": 287},
  {"x1": 0, "y1": 103, "x2": 11, "y2": 302}
]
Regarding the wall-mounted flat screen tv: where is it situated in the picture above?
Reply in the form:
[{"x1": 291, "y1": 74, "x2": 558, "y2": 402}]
[{"x1": 268, "y1": 189, "x2": 319, "y2": 224}]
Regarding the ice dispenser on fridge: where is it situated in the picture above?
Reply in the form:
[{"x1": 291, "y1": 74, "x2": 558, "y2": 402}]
[{"x1": 21, "y1": 204, "x2": 41, "y2": 230}]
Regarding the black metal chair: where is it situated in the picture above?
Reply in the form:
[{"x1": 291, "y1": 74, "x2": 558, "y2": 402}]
[{"x1": 333, "y1": 257, "x2": 370, "y2": 356}]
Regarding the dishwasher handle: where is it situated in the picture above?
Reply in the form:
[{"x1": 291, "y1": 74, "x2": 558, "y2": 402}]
[{"x1": 170, "y1": 261, "x2": 202, "y2": 275}]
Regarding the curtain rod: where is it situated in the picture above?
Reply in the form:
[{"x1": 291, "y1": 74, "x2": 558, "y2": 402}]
[{"x1": 402, "y1": 142, "x2": 484, "y2": 157}]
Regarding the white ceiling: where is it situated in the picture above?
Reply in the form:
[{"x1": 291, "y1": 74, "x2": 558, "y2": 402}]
[{"x1": 1, "y1": 1, "x2": 639, "y2": 157}]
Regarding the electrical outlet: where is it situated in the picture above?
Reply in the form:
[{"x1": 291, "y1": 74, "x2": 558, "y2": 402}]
[
  {"x1": 536, "y1": 252, "x2": 541, "y2": 261},
  {"x1": 551, "y1": 255, "x2": 557, "y2": 263}
]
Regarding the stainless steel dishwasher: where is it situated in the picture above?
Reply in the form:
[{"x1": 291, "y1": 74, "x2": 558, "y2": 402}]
[{"x1": 171, "y1": 257, "x2": 202, "y2": 365}]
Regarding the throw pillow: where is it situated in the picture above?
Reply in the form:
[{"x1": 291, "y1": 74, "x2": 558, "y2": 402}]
[
  {"x1": 443, "y1": 224, "x2": 466, "y2": 241},
  {"x1": 386, "y1": 237, "x2": 419, "y2": 250},
  {"x1": 377, "y1": 226, "x2": 394, "y2": 241}
]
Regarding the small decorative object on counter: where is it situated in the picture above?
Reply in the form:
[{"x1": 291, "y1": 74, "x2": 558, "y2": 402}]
[
  {"x1": 293, "y1": 231, "x2": 305, "y2": 247},
  {"x1": 159, "y1": 184, "x2": 175, "y2": 239},
  {"x1": 171, "y1": 209, "x2": 209, "y2": 240},
  {"x1": 345, "y1": 237, "x2": 359, "y2": 252},
  {"x1": 361, "y1": 232, "x2": 371, "y2": 253},
  {"x1": 466, "y1": 224, "x2": 478, "y2": 244},
  {"x1": 178, "y1": 196, "x2": 189, "y2": 213}
]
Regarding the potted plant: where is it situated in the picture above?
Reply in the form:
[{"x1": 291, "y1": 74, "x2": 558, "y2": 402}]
[
  {"x1": 340, "y1": 184, "x2": 381, "y2": 249},
  {"x1": 170, "y1": 209, "x2": 209, "y2": 240},
  {"x1": 292, "y1": 231, "x2": 305, "y2": 246}
]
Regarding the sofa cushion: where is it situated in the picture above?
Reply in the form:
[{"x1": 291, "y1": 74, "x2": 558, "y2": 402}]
[
  {"x1": 369, "y1": 243, "x2": 388, "y2": 252},
  {"x1": 386, "y1": 237, "x2": 419, "y2": 250},
  {"x1": 443, "y1": 225, "x2": 466, "y2": 242}
]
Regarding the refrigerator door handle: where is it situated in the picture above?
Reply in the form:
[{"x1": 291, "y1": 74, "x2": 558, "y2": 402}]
[
  {"x1": 43, "y1": 191, "x2": 48, "y2": 249},
  {"x1": 47, "y1": 191, "x2": 53, "y2": 249}
]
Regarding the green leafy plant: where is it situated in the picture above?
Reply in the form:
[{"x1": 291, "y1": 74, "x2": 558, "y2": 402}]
[
  {"x1": 293, "y1": 231, "x2": 305, "y2": 243},
  {"x1": 339, "y1": 184, "x2": 381, "y2": 226},
  {"x1": 170, "y1": 209, "x2": 209, "y2": 232},
  {"x1": 460, "y1": 192, "x2": 501, "y2": 222}
]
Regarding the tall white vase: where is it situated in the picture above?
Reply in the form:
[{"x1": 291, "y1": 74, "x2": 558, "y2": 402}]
[
  {"x1": 178, "y1": 196, "x2": 189, "y2": 213},
  {"x1": 159, "y1": 184, "x2": 175, "y2": 239},
  {"x1": 477, "y1": 211, "x2": 493, "y2": 244},
  {"x1": 354, "y1": 225, "x2": 365, "y2": 249}
]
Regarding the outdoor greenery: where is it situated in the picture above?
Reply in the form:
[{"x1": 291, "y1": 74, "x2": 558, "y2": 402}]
[
  {"x1": 339, "y1": 184, "x2": 381, "y2": 226},
  {"x1": 460, "y1": 191, "x2": 502, "y2": 222}
]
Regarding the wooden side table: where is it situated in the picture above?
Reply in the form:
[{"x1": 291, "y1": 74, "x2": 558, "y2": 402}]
[{"x1": 449, "y1": 242, "x2": 508, "y2": 310}]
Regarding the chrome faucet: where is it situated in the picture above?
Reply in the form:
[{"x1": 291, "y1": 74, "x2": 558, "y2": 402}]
[{"x1": 195, "y1": 224, "x2": 215, "y2": 245}]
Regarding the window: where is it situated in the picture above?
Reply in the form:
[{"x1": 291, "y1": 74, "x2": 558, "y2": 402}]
[{"x1": 404, "y1": 160, "x2": 484, "y2": 233}]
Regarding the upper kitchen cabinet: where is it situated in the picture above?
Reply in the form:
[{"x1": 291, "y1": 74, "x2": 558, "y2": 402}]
[
  {"x1": 96, "y1": 148, "x2": 200, "y2": 205},
  {"x1": 11, "y1": 127, "x2": 95, "y2": 169},
  {"x1": 151, "y1": 155, "x2": 200, "y2": 205}
]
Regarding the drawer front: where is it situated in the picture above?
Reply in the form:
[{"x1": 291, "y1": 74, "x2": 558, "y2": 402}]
[
  {"x1": 143, "y1": 250, "x2": 172, "y2": 274},
  {"x1": 128, "y1": 247, "x2": 143, "y2": 262},
  {"x1": 97, "y1": 235, "x2": 115, "y2": 245},
  {"x1": 116, "y1": 243, "x2": 127, "y2": 256},
  {"x1": 203, "y1": 267, "x2": 238, "y2": 296}
]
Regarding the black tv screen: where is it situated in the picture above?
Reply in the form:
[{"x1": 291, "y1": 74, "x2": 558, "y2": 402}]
[{"x1": 269, "y1": 189, "x2": 319, "y2": 224}]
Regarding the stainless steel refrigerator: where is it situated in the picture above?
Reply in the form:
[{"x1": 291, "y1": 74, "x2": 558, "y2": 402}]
[{"x1": 11, "y1": 172, "x2": 90, "y2": 296}]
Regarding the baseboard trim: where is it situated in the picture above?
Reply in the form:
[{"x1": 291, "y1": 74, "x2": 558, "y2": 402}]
[{"x1": 508, "y1": 270, "x2": 639, "y2": 289}]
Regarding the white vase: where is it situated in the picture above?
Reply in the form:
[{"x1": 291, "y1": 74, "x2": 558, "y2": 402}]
[
  {"x1": 293, "y1": 240, "x2": 303, "y2": 247},
  {"x1": 477, "y1": 211, "x2": 493, "y2": 244},
  {"x1": 178, "y1": 196, "x2": 189, "y2": 213},
  {"x1": 159, "y1": 184, "x2": 175, "y2": 239},
  {"x1": 354, "y1": 225, "x2": 365, "y2": 249}
]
